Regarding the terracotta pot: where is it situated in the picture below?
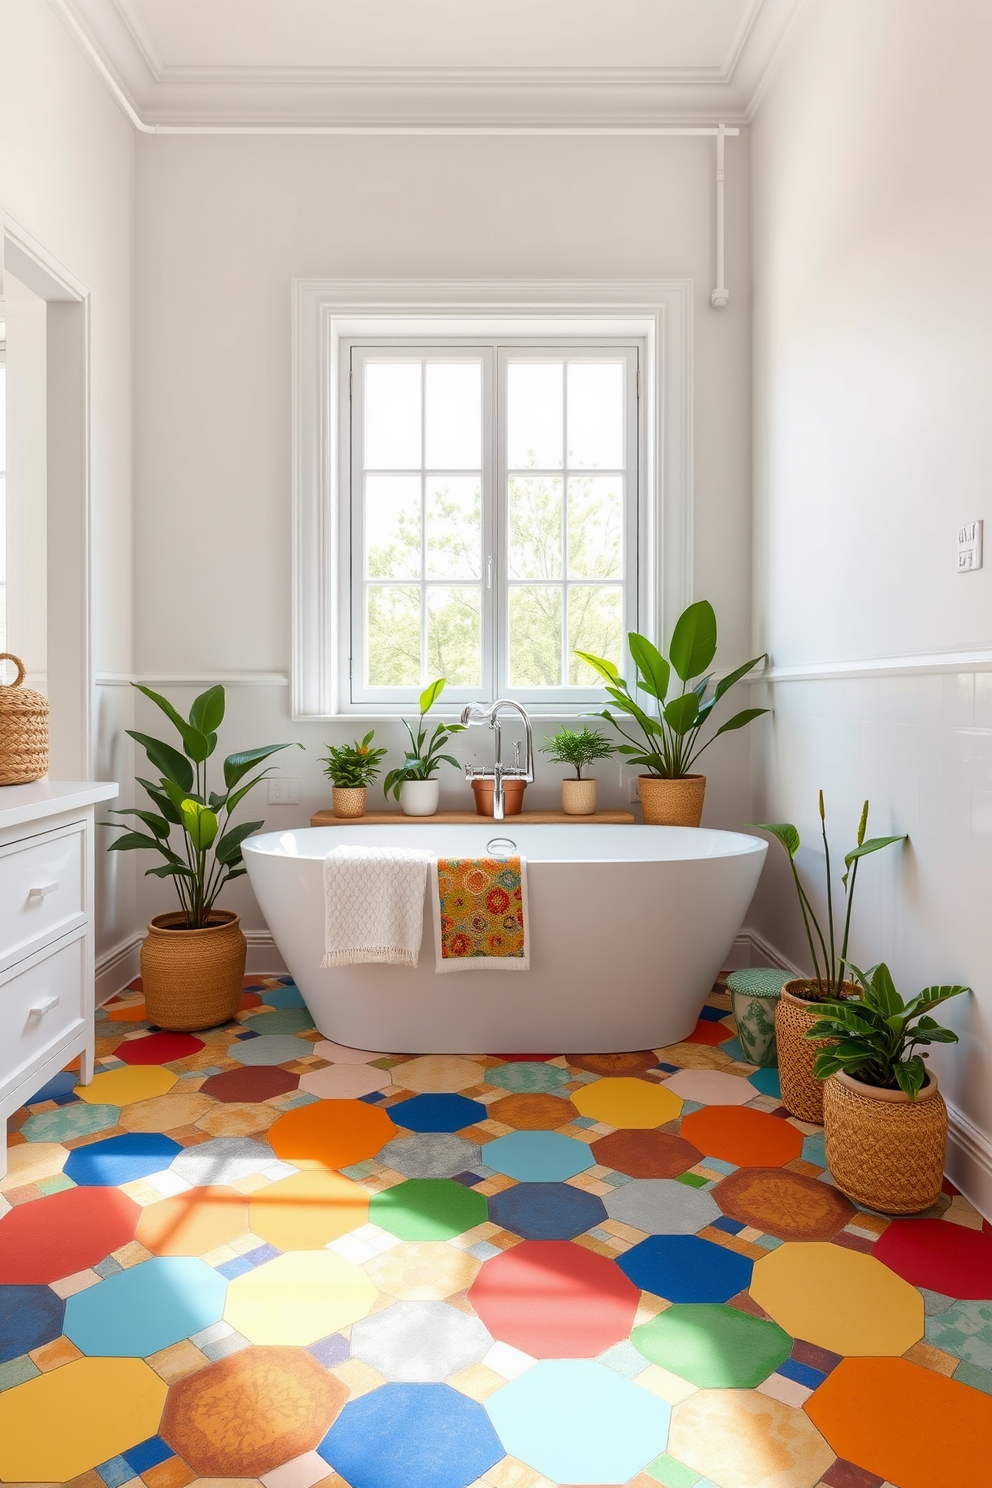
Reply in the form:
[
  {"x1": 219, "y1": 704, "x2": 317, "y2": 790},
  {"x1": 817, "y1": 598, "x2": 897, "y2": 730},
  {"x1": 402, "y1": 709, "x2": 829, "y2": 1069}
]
[
  {"x1": 400, "y1": 779, "x2": 440, "y2": 816},
  {"x1": 333, "y1": 786, "x2": 367, "y2": 819},
  {"x1": 824, "y1": 1070, "x2": 947, "y2": 1214},
  {"x1": 561, "y1": 779, "x2": 597, "y2": 816},
  {"x1": 140, "y1": 910, "x2": 246, "y2": 1032},
  {"x1": 776, "y1": 979, "x2": 858, "y2": 1123},
  {"x1": 472, "y1": 778, "x2": 526, "y2": 817},
  {"x1": 638, "y1": 775, "x2": 706, "y2": 827}
]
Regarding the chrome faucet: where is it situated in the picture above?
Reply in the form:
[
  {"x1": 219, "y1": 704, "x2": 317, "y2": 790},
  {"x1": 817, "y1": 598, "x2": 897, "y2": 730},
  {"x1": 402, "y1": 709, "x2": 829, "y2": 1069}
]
[{"x1": 460, "y1": 700, "x2": 535, "y2": 821}]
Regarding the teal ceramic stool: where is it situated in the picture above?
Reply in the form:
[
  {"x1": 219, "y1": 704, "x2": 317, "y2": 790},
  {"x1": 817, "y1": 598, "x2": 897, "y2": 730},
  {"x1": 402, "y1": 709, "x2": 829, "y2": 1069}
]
[{"x1": 726, "y1": 968, "x2": 791, "y2": 1067}]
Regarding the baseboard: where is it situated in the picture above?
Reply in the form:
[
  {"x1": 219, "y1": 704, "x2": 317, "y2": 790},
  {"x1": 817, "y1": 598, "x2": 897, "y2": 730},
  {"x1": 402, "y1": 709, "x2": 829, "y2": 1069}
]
[
  {"x1": 244, "y1": 930, "x2": 288, "y2": 975},
  {"x1": 728, "y1": 928, "x2": 803, "y2": 976},
  {"x1": 945, "y1": 1100, "x2": 992, "y2": 1223},
  {"x1": 95, "y1": 934, "x2": 142, "y2": 1005}
]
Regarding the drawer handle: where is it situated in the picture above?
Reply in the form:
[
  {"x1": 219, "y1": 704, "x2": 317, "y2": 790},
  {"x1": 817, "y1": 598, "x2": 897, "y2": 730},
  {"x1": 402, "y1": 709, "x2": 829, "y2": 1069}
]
[
  {"x1": 29, "y1": 996, "x2": 60, "y2": 1017},
  {"x1": 28, "y1": 881, "x2": 60, "y2": 900}
]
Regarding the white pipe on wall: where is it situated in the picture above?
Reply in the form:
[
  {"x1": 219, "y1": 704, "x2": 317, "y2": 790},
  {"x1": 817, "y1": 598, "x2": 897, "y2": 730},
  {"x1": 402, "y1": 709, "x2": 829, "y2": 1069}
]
[{"x1": 711, "y1": 123, "x2": 729, "y2": 308}]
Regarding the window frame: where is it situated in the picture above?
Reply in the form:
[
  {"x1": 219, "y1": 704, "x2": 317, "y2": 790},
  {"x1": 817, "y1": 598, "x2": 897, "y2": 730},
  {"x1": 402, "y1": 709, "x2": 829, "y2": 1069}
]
[{"x1": 292, "y1": 281, "x2": 692, "y2": 721}]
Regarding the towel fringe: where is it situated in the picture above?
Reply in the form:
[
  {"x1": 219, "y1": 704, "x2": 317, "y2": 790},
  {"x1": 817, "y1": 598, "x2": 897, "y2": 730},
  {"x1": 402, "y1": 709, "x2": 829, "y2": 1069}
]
[{"x1": 321, "y1": 948, "x2": 419, "y2": 968}]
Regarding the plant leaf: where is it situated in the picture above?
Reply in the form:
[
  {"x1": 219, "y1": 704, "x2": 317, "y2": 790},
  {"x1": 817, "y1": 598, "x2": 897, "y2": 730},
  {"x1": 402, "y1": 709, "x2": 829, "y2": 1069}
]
[
  {"x1": 894, "y1": 1059, "x2": 927, "y2": 1099},
  {"x1": 841, "y1": 834, "x2": 906, "y2": 887},
  {"x1": 145, "y1": 863, "x2": 195, "y2": 880},
  {"x1": 669, "y1": 600, "x2": 718, "y2": 682},
  {"x1": 663, "y1": 693, "x2": 700, "y2": 735},
  {"x1": 224, "y1": 741, "x2": 300, "y2": 789},
  {"x1": 136, "y1": 778, "x2": 184, "y2": 825},
  {"x1": 628, "y1": 634, "x2": 671, "y2": 703},
  {"x1": 107, "y1": 831, "x2": 164, "y2": 853},
  {"x1": 709, "y1": 707, "x2": 769, "y2": 740},
  {"x1": 133, "y1": 686, "x2": 212, "y2": 764},
  {"x1": 128, "y1": 730, "x2": 195, "y2": 793},
  {"x1": 189, "y1": 685, "x2": 226, "y2": 736},
  {"x1": 180, "y1": 801, "x2": 219, "y2": 852},
  {"x1": 419, "y1": 678, "x2": 445, "y2": 713},
  {"x1": 713, "y1": 654, "x2": 768, "y2": 702},
  {"x1": 747, "y1": 822, "x2": 800, "y2": 858},
  {"x1": 109, "y1": 807, "x2": 171, "y2": 839},
  {"x1": 575, "y1": 649, "x2": 621, "y2": 684},
  {"x1": 215, "y1": 820, "x2": 264, "y2": 865}
]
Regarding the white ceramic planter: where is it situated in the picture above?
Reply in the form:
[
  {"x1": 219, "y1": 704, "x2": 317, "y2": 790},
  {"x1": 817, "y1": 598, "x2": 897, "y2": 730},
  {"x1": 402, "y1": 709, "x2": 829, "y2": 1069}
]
[{"x1": 400, "y1": 779, "x2": 440, "y2": 816}]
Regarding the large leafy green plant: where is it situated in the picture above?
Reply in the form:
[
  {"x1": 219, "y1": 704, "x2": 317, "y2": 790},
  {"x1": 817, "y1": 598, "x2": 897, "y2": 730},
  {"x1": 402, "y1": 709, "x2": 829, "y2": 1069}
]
[
  {"x1": 750, "y1": 796, "x2": 906, "y2": 1001},
  {"x1": 383, "y1": 680, "x2": 465, "y2": 801},
  {"x1": 107, "y1": 685, "x2": 301, "y2": 929},
  {"x1": 806, "y1": 962, "x2": 968, "y2": 1098},
  {"x1": 577, "y1": 600, "x2": 768, "y2": 779}
]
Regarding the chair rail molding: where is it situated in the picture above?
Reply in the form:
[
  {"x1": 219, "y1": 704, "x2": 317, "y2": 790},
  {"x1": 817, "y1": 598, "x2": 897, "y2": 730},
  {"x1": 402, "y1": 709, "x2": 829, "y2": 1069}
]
[{"x1": 760, "y1": 647, "x2": 992, "y2": 683}]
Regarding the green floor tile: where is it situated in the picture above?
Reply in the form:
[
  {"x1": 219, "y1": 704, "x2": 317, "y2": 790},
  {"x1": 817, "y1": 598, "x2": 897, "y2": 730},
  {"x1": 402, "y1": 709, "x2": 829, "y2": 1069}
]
[{"x1": 646, "y1": 1453, "x2": 700, "y2": 1487}]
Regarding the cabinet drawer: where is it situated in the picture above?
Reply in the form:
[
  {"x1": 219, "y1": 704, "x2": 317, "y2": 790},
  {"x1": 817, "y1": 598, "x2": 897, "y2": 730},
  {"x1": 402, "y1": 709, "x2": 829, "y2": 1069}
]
[
  {"x1": 0, "y1": 823, "x2": 86, "y2": 971},
  {"x1": 0, "y1": 933, "x2": 86, "y2": 1093}
]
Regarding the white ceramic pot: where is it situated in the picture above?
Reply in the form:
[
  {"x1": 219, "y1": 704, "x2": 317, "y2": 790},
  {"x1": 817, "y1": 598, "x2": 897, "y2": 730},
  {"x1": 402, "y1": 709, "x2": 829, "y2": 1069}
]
[{"x1": 400, "y1": 779, "x2": 440, "y2": 816}]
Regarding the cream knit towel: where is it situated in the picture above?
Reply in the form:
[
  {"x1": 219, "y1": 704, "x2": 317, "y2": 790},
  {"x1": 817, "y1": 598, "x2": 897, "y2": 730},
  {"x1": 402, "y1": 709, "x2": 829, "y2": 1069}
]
[{"x1": 322, "y1": 845, "x2": 432, "y2": 968}]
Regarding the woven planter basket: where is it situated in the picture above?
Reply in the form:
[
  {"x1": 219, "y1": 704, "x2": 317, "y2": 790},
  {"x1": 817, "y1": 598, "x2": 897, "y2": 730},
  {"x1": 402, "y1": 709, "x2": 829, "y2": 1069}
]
[
  {"x1": 639, "y1": 775, "x2": 706, "y2": 827},
  {"x1": 776, "y1": 980, "x2": 858, "y2": 1123},
  {"x1": 0, "y1": 654, "x2": 49, "y2": 785},
  {"x1": 824, "y1": 1070, "x2": 947, "y2": 1214},
  {"x1": 333, "y1": 786, "x2": 367, "y2": 819},
  {"x1": 561, "y1": 779, "x2": 597, "y2": 816},
  {"x1": 141, "y1": 910, "x2": 246, "y2": 1032}
]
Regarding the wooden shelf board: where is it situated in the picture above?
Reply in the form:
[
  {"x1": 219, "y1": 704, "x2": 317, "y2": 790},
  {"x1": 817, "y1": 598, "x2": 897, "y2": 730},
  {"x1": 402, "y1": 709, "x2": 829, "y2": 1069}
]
[{"x1": 309, "y1": 809, "x2": 636, "y2": 827}]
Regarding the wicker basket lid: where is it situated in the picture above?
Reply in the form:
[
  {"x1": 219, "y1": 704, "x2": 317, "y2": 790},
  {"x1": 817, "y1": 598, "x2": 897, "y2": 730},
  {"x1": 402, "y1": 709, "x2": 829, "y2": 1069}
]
[{"x1": 0, "y1": 654, "x2": 50, "y2": 716}]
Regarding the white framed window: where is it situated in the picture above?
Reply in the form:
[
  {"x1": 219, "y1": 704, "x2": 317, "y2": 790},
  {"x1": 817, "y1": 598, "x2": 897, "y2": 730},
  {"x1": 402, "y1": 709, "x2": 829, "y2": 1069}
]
[{"x1": 292, "y1": 281, "x2": 691, "y2": 719}]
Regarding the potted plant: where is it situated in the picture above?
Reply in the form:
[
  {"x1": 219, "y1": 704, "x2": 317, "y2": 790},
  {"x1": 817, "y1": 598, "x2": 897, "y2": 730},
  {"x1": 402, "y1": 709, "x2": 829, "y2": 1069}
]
[
  {"x1": 577, "y1": 600, "x2": 768, "y2": 826},
  {"x1": 106, "y1": 684, "x2": 301, "y2": 1031},
  {"x1": 322, "y1": 732, "x2": 387, "y2": 818},
  {"x1": 382, "y1": 679, "x2": 464, "y2": 816},
  {"x1": 750, "y1": 796, "x2": 905, "y2": 1121},
  {"x1": 807, "y1": 963, "x2": 968, "y2": 1213},
  {"x1": 539, "y1": 726, "x2": 615, "y2": 815}
]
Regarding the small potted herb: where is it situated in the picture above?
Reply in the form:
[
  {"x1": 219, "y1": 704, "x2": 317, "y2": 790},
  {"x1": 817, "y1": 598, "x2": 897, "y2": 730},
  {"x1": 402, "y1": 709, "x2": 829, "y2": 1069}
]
[
  {"x1": 322, "y1": 732, "x2": 387, "y2": 819},
  {"x1": 749, "y1": 796, "x2": 905, "y2": 1122},
  {"x1": 808, "y1": 962, "x2": 968, "y2": 1213},
  {"x1": 540, "y1": 726, "x2": 615, "y2": 815},
  {"x1": 382, "y1": 679, "x2": 464, "y2": 816}
]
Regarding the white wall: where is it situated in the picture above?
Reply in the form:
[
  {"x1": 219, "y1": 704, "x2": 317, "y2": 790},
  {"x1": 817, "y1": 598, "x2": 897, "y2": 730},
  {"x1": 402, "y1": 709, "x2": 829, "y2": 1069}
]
[
  {"x1": 132, "y1": 132, "x2": 758, "y2": 931},
  {"x1": 751, "y1": 0, "x2": 992, "y2": 1212},
  {"x1": 0, "y1": 0, "x2": 136, "y2": 968}
]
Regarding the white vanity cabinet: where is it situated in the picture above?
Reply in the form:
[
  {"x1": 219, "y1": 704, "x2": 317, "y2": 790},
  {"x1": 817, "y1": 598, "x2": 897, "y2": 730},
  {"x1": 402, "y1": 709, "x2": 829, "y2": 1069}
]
[{"x1": 0, "y1": 781, "x2": 118, "y2": 1177}]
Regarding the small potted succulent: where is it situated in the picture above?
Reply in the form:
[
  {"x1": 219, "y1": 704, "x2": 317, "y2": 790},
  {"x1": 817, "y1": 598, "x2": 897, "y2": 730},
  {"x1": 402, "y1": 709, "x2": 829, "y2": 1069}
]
[
  {"x1": 539, "y1": 726, "x2": 615, "y2": 815},
  {"x1": 322, "y1": 732, "x2": 387, "y2": 819},
  {"x1": 807, "y1": 962, "x2": 968, "y2": 1213},
  {"x1": 750, "y1": 796, "x2": 905, "y2": 1121},
  {"x1": 578, "y1": 600, "x2": 768, "y2": 826},
  {"x1": 382, "y1": 679, "x2": 464, "y2": 816}
]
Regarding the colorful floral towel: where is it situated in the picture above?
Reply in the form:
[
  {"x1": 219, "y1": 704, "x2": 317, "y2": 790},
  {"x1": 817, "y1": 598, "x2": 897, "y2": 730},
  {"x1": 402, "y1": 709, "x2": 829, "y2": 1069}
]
[{"x1": 431, "y1": 856, "x2": 530, "y2": 973}]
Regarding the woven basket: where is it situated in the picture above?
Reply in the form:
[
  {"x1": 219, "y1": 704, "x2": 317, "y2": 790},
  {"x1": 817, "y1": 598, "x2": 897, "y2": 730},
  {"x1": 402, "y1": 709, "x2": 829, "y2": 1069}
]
[
  {"x1": 776, "y1": 980, "x2": 858, "y2": 1123},
  {"x1": 639, "y1": 775, "x2": 706, "y2": 826},
  {"x1": 333, "y1": 786, "x2": 367, "y2": 819},
  {"x1": 824, "y1": 1070, "x2": 947, "y2": 1213},
  {"x1": 140, "y1": 910, "x2": 246, "y2": 1031},
  {"x1": 561, "y1": 779, "x2": 597, "y2": 816},
  {"x1": 0, "y1": 654, "x2": 50, "y2": 785}
]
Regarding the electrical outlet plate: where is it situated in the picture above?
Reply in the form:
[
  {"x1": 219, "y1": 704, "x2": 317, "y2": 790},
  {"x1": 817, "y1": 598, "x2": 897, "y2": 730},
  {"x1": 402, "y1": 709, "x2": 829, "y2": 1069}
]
[
  {"x1": 958, "y1": 520, "x2": 983, "y2": 572},
  {"x1": 268, "y1": 778, "x2": 300, "y2": 805},
  {"x1": 626, "y1": 776, "x2": 641, "y2": 803}
]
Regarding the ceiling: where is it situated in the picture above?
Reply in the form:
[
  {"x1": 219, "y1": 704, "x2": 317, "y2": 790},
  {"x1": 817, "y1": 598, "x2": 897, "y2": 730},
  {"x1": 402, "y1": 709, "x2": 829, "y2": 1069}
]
[{"x1": 51, "y1": 0, "x2": 810, "y2": 130}]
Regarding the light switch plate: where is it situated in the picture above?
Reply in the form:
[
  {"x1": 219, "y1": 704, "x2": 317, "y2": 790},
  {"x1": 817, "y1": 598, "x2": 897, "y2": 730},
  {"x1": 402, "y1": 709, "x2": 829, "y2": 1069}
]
[
  {"x1": 958, "y1": 520, "x2": 983, "y2": 572},
  {"x1": 627, "y1": 776, "x2": 641, "y2": 803},
  {"x1": 268, "y1": 778, "x2": 300, "y2": 805}
]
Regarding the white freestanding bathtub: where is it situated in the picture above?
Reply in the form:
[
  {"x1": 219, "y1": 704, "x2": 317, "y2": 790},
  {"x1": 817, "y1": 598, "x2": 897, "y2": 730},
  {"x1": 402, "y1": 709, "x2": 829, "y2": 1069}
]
[{"x1": 243, "y1": 824, "x2": 766, "y2": 1054}]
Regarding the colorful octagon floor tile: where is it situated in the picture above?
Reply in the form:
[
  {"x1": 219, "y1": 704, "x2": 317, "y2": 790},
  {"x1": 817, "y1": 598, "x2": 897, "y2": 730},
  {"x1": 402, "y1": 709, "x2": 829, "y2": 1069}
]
[
  {"x1": 365, "y1": 1242, "x2": 481, "y2": 1301},
  {"x1": 925, "y1": 1298, "x2": 992, "y2": 1368},
  {"x1": 572, "y1": 1077, "x2": 682, "y2": 1129},
  {"x1": 225, "y1": 1250, "x2": 378, "y2": 1343},
  {"x1": 603, "y1": 1178, "x2": 720, "y2": 1235},
  {"x1": 379, "y1": 1132, "x2": 483, "y2": 1180},
  {"x1": 488, "y1": 1093, "x2": 578, "y2": 1130},
  {"x1": 198, "y1": 1065, "x2": 299, "y2": 1103},
  {"x1": 486, "y1": 1061, "x2": 572, "y2": 1094},
  {"x1": 391, "y1": 1056, "x2": 486, "y2": 1093},
  {"x1": 489, "y1": 1181, "x2": 607, "y2": 1240},
  {"x1": 370, "y1": 1178, "x2": 488, "y2": 1241},
  {"x1": 617, "y1": 1235, "x2": 753, "y2": 1303},
  {"x1": 268, "y1": 1099, "x2": 396, "y2": 1169},
  {"x1": 0, "y1": 1184, "x2": 139, "y2": 1283},
  {"x1": 119, "y1": 1092, "x2": 214, "y2": 1133},
  {"x1": 255, "y1": 980, "x2": 306, "y2": 1008},
  {"x1": 686, "y1": 1017, "x2": 736, "y2": 1045},
  {"x1": 299, "y1": 1063, "x2": 391, "y2": 1099},
  {"x1": 804, "y1": 1356, "x2": 992, "y2": 1488},
  {"x1": 242, "y1": 1008, "x2": 314, "y2": 1036},
  {"x1": 63, "y1": 1132, "x2": 182, "y2": 1187},
  {"x1": 248, "y1": 1169, "x2": 369, "y2": 1250},
  {"x1": 661, "y1": 1068, "x2": 759, "y2": 1106},
  {"x1": 351, "y1": 1299, "x2": 493, "y2": 1381},
  {"x1": 485, "y1": 1359, "x2": 671, "y2": 1484},
  {"x1": 137, "y1": 1186, "x2": 250, "y2": 1256},
  {"x1": 714, "y1": 1167, "x2": 856, "y2": 1242},
  {"x1": 389, "y1": 1093, "x2": 488, "y2": 1132},
  {"x1": 115, "y1": 1032, "x2": 205, "y2": 1064},
  {"x1": 318, "y1": 1380, "x2": 504, "y2": 1488},
  {"x1": 567, "y1": 1051, "x2": 660, "y2": 1077},
  {"x1": 74, "y1": 1064, "x2": 178, "y2": 1105},
  {"x1": 0, "y1": 1283, "x2": 65, "y2": 1364},
  {"x1": 669, "y1": 1386, "x2": 834, "y2": 1488},
  {"x1": 680, "y1": 1106, "x2": 803, "y2": 1167},
  {"x1": 26, "y1": 1069, "x2": 79, "y2": 1102},
  {"x1": 170, "y1": 1136, "x2": 275, "y2": 1186},
  {"x1": 226, "y1": 1034, "x2": 313, "y2": 1066},
  {"x1": 633, "y1": 1302, "x2": 792, "y2": 1388},
  {"x1": 0, "y1": 1356, "x2": 168, "y2": 1483},
  {"x1": 750, "y1": 1242, "x2": 924, "y2": 1356},
  {"x1": 469, "y1": 1240, "x2": 639, "y2": 1357},
  {"x1": 313, "y1": 1038, "x2": 392, "y2": 1063},
  {"x1": 873, "y1": 1216, "x2": 992, "y2": 1299},
  {"x1": 20, "y1": 1101, "x2": 121, "y2": 1143},
  {"x1": 0, "y1": 1141, "x2": 68, "y2": 1191},
  {"x1": 64, "y1": 1256, "x2": 227, "y2": 1356},
  {"x1": 484, "y1": 1131, "x2": 594, "y2": 1182},
  {"x1": 161, "y1": 1345, "x2": 347, "y2": 1477},
  {"x1": 194, "y1": 1101, "x2": 280, "y2": 1138},
  {"x1": 591, "y1": 1129, "x2": 703, "y2": 1179}
]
